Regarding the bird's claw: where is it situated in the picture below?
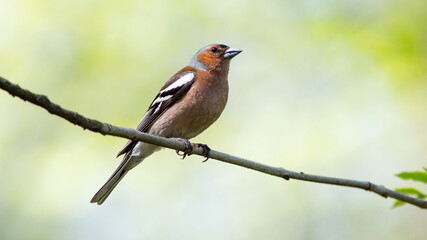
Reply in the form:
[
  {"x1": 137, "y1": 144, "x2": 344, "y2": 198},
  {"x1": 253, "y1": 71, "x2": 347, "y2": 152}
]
[
  {"x1": 195, "y1": 143, "x2": 211, "y2": 162},
  {"x1": 172, "y1": 138, "x2": 193, "y2": 159},
  {"x1": 171, "y1": 138, "x2": 211, "y2": 161}
]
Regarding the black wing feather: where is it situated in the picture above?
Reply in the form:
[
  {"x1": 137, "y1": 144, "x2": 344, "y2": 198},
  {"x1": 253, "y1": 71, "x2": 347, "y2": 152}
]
[{"x1": 116, "y1": 71, "x2": 196, "y2": 157}]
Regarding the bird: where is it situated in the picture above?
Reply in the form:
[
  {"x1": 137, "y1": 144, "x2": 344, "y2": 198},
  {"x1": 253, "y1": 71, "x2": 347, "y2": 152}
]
[{"x1": 91, "y1": 44, "x2": 242, "y2": 204}]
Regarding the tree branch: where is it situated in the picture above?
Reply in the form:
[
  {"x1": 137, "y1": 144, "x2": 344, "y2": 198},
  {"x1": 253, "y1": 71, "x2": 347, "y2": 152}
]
[{"x1": 1, "y1": 75, "x2": 426, "y2": 209}]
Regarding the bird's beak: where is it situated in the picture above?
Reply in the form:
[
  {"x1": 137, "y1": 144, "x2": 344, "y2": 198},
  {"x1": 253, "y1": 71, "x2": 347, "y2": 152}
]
[{"x1": 224, "y1": 48, "x2": 242, "y2": 59}]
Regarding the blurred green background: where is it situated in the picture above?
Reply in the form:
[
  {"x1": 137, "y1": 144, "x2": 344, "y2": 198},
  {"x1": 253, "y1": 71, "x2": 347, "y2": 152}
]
[{"x1": 1, "y1": 0, "x2": 426, "y2": 239}]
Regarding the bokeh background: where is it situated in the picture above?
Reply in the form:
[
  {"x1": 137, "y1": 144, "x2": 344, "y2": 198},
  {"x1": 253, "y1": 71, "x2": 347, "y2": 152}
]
[{"x1": 1, "y1": 0, "x2": 426, "y2": 239}]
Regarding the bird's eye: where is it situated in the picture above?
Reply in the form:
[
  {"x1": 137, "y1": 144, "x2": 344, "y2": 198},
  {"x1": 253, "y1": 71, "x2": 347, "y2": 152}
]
[{"x1": 211, "y1": 47, "x2": 218, "y2": 53}]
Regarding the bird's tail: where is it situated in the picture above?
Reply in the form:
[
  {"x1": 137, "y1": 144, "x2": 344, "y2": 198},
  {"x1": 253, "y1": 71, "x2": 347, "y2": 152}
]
[
  {"x1": 91, "y1": 142, "x2": 157, "y2": 205},
  {"x1": 91, "y1": 155, "x2": 135, "y2": 205}
]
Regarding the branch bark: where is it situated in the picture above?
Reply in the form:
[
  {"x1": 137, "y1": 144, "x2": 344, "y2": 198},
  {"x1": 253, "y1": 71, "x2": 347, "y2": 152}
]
[{"x1": 1, "y1": 76, "x2": 426, "y2": 209}]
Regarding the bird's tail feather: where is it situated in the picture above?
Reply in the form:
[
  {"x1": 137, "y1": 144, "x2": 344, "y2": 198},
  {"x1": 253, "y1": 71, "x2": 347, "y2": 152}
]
[
  {"x1": 91, "y1": 155, "x2": 132, "y2": 205},
  {"x1": 90, "y1": 169, "x2": 128, "y2": 205}
]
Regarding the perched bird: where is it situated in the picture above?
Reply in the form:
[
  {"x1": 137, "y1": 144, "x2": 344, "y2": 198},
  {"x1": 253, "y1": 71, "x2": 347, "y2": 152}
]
[{"x1": 91, "y1": 44, "x2": 242, "y2": 204}]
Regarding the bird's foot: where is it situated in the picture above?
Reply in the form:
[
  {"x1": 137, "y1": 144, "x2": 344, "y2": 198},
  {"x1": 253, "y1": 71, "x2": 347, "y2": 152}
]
[
  {"x1": 171, "y1": 138, "x2": 193, "y2": 159},
  {"x1": 171, "y1": 138, "x2": 211, "y2": 161},
  {"x1": 195, "y1": 143, "x2": 211, "y2": 162}
]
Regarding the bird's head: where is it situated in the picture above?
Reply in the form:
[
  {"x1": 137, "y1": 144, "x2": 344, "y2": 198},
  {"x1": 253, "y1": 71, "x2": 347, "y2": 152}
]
[{"x1": 189, "y1": 44, "x2": 242, "y2": 71}]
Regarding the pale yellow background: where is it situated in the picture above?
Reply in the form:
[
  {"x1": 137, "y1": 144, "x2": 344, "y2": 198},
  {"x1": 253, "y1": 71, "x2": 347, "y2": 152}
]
[{"x1": 0, "y1": 0, "x2": 426, "y2": 239}]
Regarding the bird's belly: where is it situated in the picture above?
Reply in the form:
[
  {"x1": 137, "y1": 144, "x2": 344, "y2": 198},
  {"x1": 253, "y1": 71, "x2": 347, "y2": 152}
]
[{"x1": 148, "y1": 91, "x2": 227, "y2": 139}]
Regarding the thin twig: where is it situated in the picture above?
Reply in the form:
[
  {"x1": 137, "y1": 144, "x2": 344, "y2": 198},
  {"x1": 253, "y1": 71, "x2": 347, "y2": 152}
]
[{"x1": 1, "y1": 76, "x2": 426, "y2": 209}]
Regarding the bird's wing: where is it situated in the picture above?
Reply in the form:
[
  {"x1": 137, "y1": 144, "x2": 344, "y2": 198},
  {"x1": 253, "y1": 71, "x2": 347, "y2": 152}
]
[{"x1": 116, "y1": 70, "x2": 196, "y2": 157}]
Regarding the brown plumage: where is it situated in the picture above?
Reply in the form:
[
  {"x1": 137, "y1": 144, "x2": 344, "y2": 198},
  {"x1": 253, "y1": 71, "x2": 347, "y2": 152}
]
[{"x1": 91, "y1": 44, "x2": 242, "y2": 205}]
